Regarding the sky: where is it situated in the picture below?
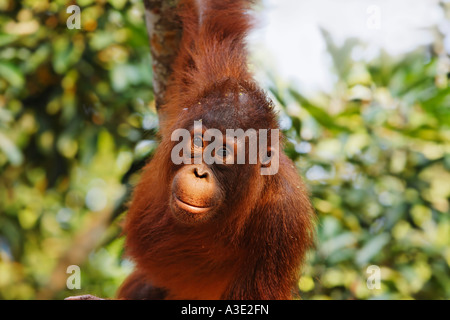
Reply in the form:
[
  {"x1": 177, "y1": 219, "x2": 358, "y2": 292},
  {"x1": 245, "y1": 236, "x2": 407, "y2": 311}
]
[{"x1": 250, "y1": 0, "x2": 448, "y2": 95}]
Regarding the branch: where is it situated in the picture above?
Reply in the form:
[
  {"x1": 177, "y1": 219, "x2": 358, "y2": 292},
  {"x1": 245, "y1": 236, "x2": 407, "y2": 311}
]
[{"x1": 143, "y1": 0, "x2": 182, "y2": 122}]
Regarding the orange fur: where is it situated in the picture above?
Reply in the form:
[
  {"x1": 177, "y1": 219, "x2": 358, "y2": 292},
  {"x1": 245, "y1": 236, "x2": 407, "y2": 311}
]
[
  {"x1": 117, "y1": 0, "x2": 315, "y2": 300},
  {"x1": 161, "y1": 0, "x2": 255, "y2": 136}
]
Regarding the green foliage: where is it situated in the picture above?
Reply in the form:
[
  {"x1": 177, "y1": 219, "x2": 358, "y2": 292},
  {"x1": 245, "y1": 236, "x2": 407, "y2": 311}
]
[
  {"x1": 273, "y1": 28, "x2": 450, "y2": 299},
  {"x1": 0, "y1": 0, "x2": 449, "y2": 300},
  {"x1": 0, "y1": 0, "x2": 156, "y2": 299}
]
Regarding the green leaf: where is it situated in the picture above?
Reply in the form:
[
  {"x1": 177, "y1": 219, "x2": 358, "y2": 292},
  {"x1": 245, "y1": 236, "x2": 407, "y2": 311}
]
[
  {"x1": 289, "y1": 88, "x2": 350, "y2": 132},
  {"x1": 0, "y1": 33, "x2": 18, "y2": 47},
  {"x1": 0, "y1": 131, "x2": 24, "y2": 166},
  {"x1": 0, "y1": 62, "x2": 25, "y2": 88},
  {"x1": 356, "y1": 233, "x2": 390, "y2": 266}
]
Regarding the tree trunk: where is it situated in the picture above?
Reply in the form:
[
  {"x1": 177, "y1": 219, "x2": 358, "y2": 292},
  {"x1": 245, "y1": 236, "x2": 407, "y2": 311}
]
[{"x1": 143, "y1": 0, "x2": 182, "y2": 123}]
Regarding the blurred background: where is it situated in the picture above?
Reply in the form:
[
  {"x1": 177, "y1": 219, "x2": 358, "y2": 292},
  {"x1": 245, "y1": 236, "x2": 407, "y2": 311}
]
[{"x1": 0, "y1": 0, "x2": 449, "y2": 300}]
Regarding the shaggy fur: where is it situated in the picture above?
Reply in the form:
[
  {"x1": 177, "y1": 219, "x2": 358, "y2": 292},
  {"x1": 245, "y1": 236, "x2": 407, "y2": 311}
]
[{"x1": 117, "y1": 0, "x2": 315, "y2": 300}]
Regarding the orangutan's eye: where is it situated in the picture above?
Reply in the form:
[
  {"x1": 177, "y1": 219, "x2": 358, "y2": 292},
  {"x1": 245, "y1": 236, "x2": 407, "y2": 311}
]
[
  {"x1": 217, "y1": 146, "x2": 229, "y2": 157},
  {"x1": 193, "y1": 135, "x2": 203, "y2": 148}
]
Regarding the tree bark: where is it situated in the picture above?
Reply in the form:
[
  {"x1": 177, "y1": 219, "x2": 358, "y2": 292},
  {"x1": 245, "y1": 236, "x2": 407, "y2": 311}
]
[{"x1": 143, "y1": 0, "x2": 182, "y2": 123}]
